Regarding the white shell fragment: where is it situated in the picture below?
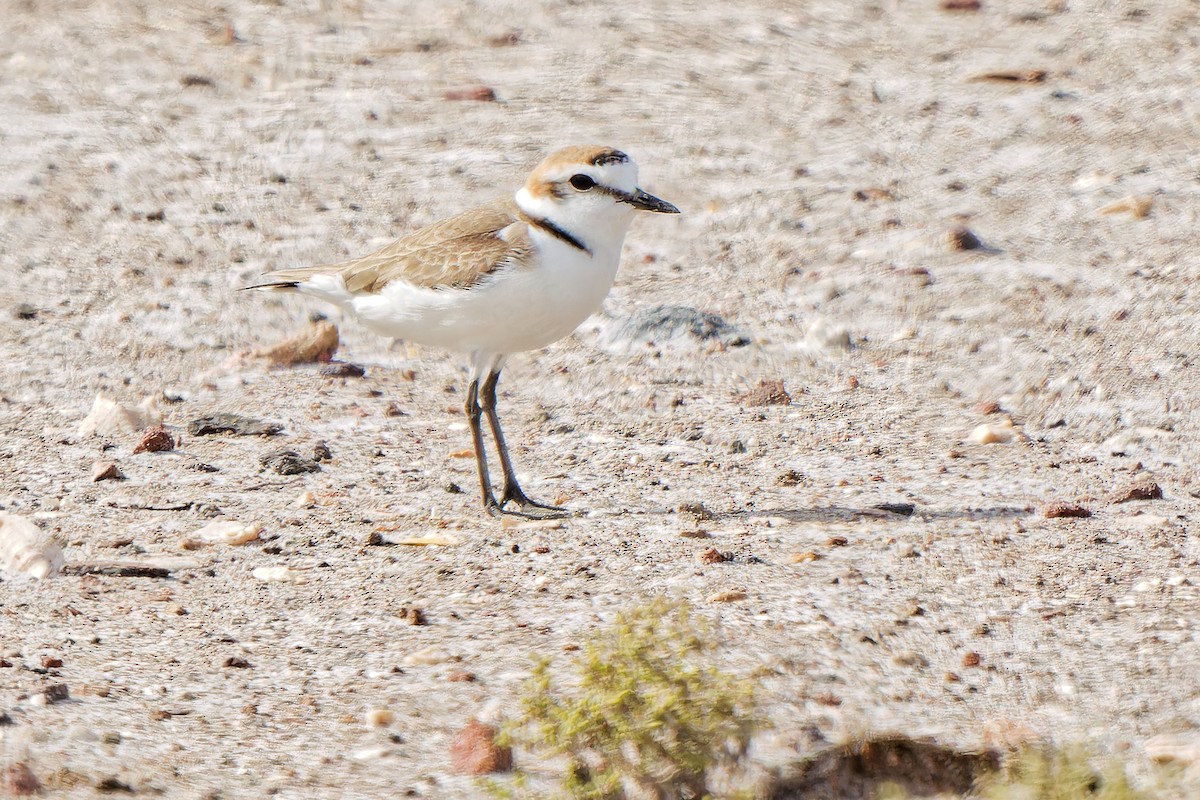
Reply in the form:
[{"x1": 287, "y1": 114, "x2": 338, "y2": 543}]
[
  {"x1": 195, "y1": 520, "x2": 262, "y2": 546},
  {"x1": 252, "y1": 565, "x2": 307, "y2": 583},
  {"x1": 0, "y1": 513, "x2": 64, "y2": 579},
  {"x1": 968, "y1": 418, "x2": 1024, "y2": 444},
  {"x1": 77, "y1": 394, "x2": 164, "y2": 437}
]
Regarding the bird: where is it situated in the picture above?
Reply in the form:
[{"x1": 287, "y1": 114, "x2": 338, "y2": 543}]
[{"x1": 246, "y1": 145, "x2": 679, "y2": 518}]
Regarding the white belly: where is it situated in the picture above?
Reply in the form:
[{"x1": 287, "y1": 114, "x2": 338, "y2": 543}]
[{"x1": 333, "y1": 228, "x2": 624, "y2": 355}]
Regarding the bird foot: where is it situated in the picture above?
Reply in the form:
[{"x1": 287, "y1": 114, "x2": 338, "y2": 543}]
[{"x1": 484, "y1": 486, "x2": 577, "y2": 520}]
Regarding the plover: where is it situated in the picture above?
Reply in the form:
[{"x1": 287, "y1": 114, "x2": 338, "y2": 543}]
[{"x1": 247, "y1": 145, "x2": 679, "y2": 518}]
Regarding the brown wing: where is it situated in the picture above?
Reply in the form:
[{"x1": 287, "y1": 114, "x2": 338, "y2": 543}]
[{"x1": 254, "y1": 198, "x2": 533, "y2": 293}]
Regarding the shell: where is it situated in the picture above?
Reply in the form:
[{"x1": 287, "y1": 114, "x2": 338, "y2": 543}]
[
  {"x1": 77, "y1": 394, "x2": 164, "y2": 437},
  {"x1": 194, "y1": 520, "x2": 262, "y2": 546},
  {"x1": 0, "y1": 513, "x2": 64, "y2": 579}
]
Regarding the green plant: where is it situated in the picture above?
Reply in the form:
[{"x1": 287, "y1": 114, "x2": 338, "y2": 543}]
[
  {"x1": 977, "y1": 746, "x2": 1155, "y2": 800},
  {"x1": 493, "y1": 598, "x2": 761, "y2": 799}
]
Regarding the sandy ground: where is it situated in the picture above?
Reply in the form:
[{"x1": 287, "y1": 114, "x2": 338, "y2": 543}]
[{"x1": 1, "y1": 0, "x2": 1200, "y2": 796}]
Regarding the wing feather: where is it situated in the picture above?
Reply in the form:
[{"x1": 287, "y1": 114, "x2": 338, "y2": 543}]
[{"x1": 252, "y1": 198, "x2": 533, "y2": 293}]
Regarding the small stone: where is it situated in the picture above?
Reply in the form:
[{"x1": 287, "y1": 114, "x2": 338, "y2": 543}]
[
  {"x1": 312, "y1": 441, "x2": 333, "y2": 462},
  {"x1": 776, "y1": 469, "x2": 806, "y2": 486},
  {"x1": 222, "y1": 656, "x2": 252, "y2": 669},
  {"x1": 188, "y1": 413, "x2": 282, "y2": 437},
  {"x1": 1043, "y1": 502, "x2": 1091, "y2": 519},
  {"x1": 803, "y1": 317, "x2": 853, "y2": 353},
  {"x1": 449, "y1": 719, "x2": 512, "y2": 775},
  {"x1": 962, "y1": 651, "x2": 982, "y2": 667},
  {"x1": 874, "y1": 502, "x2": 915, "y2": 516},
  {"x1": 707, "y1": 589, "x2": 747, "y2": 603},
  {"x1": 253, "y1": 321, "x2": 339, "y2": 366},
  {"x1": 40, "y1": 656, "x2": 62, "y2": 669},
  {"x1": 447, "y1": 670, "x2": 477, "y2": 683},
  {"x1": 698, "y1": 548, "x2": 727, "y2": 565},
  {"x1": 974, "y1": 401, "x2": 1002, "y2": 415},
  {"x1": 91, "y1": 461, "x2": 125, "y2": 482},
  {"x1": 132, "y1": 425, "x2": 175, "y2": 453},
  {"x1": 945, "y1": 226, "x2": 984, "y2": 251},
  {"x1": 941, "y1": 0, "x2": 981, "y2": 8},
  {"x1": 790, "y1": 551, "x2": 821, "y2": 563},
  {"x1": 293, "y1": 491, "x2": 316, "y2": 509},
  {"x1": 43, "y1": 684, "x2": 69, "y2": 704},
  {"x1": 599, "y1": 305, "x2": 750, "y2": 353},
  {"x1": 403, "y1": 646, "x2": 455, "y2": 666},
  {"x1": 443, "y1": 85, "x2": 497, "y2": 102},
  {"x1": 1112, "y1": 480, "x2": 1163, "y2": 503},
  {"x1": 366, "y1": 708, "x2": 394, "y2": 727},
  {"x1": 405, "y1": 608, "x2": 427, "y2": 626},
  {"x1": 12, "y1": 303, "x2": 39, "y2": 321},
  {"x1": 259, "y1": 449, "x2": 321, "y2": 475},
  {"x1": 828, "y1": 536, "x2": 849, "y2": 547},
  {"x1": 740, "y1": 379, "x2": 791, "y2": 407},
  {"x1": 1, "y1": 762, "x2": 40, "y2": 796},
  {"x1": 319, "y1": 362, "x2": 365, "y2": 378},
  {"x1": 892, "y1": 650, "x2": 928, "y2": 667},
  {"x1": 384, "y1": 402, "x2": 406, "y2": 417},
  {"x1": 677, "y1": 501, "x2": 716, "y2": 523}
]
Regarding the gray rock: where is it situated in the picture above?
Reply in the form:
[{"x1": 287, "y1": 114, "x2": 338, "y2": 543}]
[{"x1": 600, "y1": 305, "x2": 750, "y2": 352}]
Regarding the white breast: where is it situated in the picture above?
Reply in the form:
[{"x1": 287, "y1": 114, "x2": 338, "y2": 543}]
[{"x1": 344, "y1": 224, "x2": 625, "y2": 356}]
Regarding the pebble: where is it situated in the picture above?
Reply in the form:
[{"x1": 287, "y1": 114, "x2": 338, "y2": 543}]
[
  {"x1": 598, "y1": 305, "x2": 750, "y2": 353},
  {"x1": 0, "y1": 512, "x2": 64, "y2": 579},
  {"x1": 790, "y1": 551, "x2": 820, "y2": 563},
  {"x1": 707, "y1": 589, "x2": 748, "y2": 603},
  {"x1": 132, "y1": 425, "x2": 175, "y2": 453},
  {"x1": 1, "y1": 762, "x2": 40, "y2": 796},
  {"x1": 319, "y1": 361, "x2": 365, "y2": 378},
  {"x1": 187, "y1": 414, "x2": 282, "y2": 437},
  {"x1": 443, "y1": 85, "x2": 497, "y2": 102},
  {"x1": 194, "y1": 520, "x2": 262, "y2": 546},
  {"x1": 292, "y1": 491, "x2": 316, "y2": 509},
  {"x1": 403, "y1": 646, "x2": 454, "y2": 666},
  {"x1": 259, "y1": 449, "x2": 321, "y2": 475},
  {"x1": 943, "y1": 226, "x2": 984, "y2": 250},
  {"x1": 365, "y1": 708, "x2": 394, "y2": 727},
  {"x1": 78, "y1": 394, "x2": 163, "y2": 437},
  {"x1": 1145, "y1": 733, "x2": 1200, "y2": 779},
  {"x1": 91, "y1": 461, "x2": 125, "y2": 482},
  {"x1": 1043, "y1": 502, "x2": 1091, "y2": 519},
  {"x1": 1112, "y1": 479, "x2": 1162, "y2": 503},
  {"x1": 449, "y1": 719, "x2": 512, "y2": 775},
  {"x1": 698, "y1": 547, "x2": 727, "y2": 564},
  {"x1": 739, "y1": 379, "x2": 791, "y2": 407},
  {"x1": 253, "y1": 321, "x2": 339, "y2": 366},
  {"x1": 803, "y1": 316, "x2": 852, "y2": 354}
]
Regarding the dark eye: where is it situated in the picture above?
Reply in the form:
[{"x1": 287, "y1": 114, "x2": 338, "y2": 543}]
[{"x1": 569, "y1": 174, "x2": 596, "y2": 191}]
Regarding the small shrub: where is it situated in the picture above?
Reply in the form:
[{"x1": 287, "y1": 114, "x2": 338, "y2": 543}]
[
  {"x1": 492, "y1": 598, "x2": 761, "y2": 799},
  {"x1": 977, "y1": 746, "x2": 1155, "y2": 800}
]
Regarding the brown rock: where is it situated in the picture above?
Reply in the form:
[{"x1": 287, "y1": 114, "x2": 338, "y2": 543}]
[
  {"x1": 447, "y1": 669, "x2": 477, "y2": 683},
  {"x1": 254, "y1": 321, "x2": 339, "y2": 366},
  {"x1": 739, "y1": 379, "x2": 791, "y2": 407},
  {"x1": 698, "y1": 547, "x2": 727, "y2": 564},
  {"x1": 405, "y1": 607, "x2": 427, "y2": 626},
  {"x1": 133, "y1": 425, "x2": 175, "y2": 453},
  {"x1": 91, "y1": 461, "x2": 125, "y2": 482},
  {"x1": 962, "y1": 651, "x2": 982, "y2": 667},
  {"x1": 443, "y1": 86, "x2": 496, "y2": 102},
  {"x1": 945, "y1": 226, "x2": 983, "y2": 251},
  {"x1": 1112, "y1": 480, "x2": 1163, "y2": 503},
  {"x1": 941, "y1": 0, "x2": 981, "y2": 8},
  {"x1": 43, "y1": 684, "x2": 69, "y2": 704},
  {"x1": 828, "y1": 536, "x2": 849, "y2": 547},
  {"x1": 449, "y1": 719, "x2": 512, "y2": 775},
  {"x1": 222, "y1": 656, "x2": 252, "y2": 669},
  {"x1": 1043, "y1": 502, "x2": 1091, "y2": 519},
  {"x1": 1, "y1": 762, "x2": 40, "y2": 796},
  {"x1": 40, "y1": 656, "x2": 62, "y2": 669}
]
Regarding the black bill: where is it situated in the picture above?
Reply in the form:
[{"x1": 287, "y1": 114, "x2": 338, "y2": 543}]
[{"x1": 621, "y1": 188, "x2": 680, "y2": 214}]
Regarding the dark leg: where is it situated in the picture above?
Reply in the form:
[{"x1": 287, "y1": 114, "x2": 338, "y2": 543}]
[
  {"x1": 479, "y1": 368, "x2": 572, "y2": 518},
  {"x1": 464, "y1": 377, "x2": 501, "y2": 514}
]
